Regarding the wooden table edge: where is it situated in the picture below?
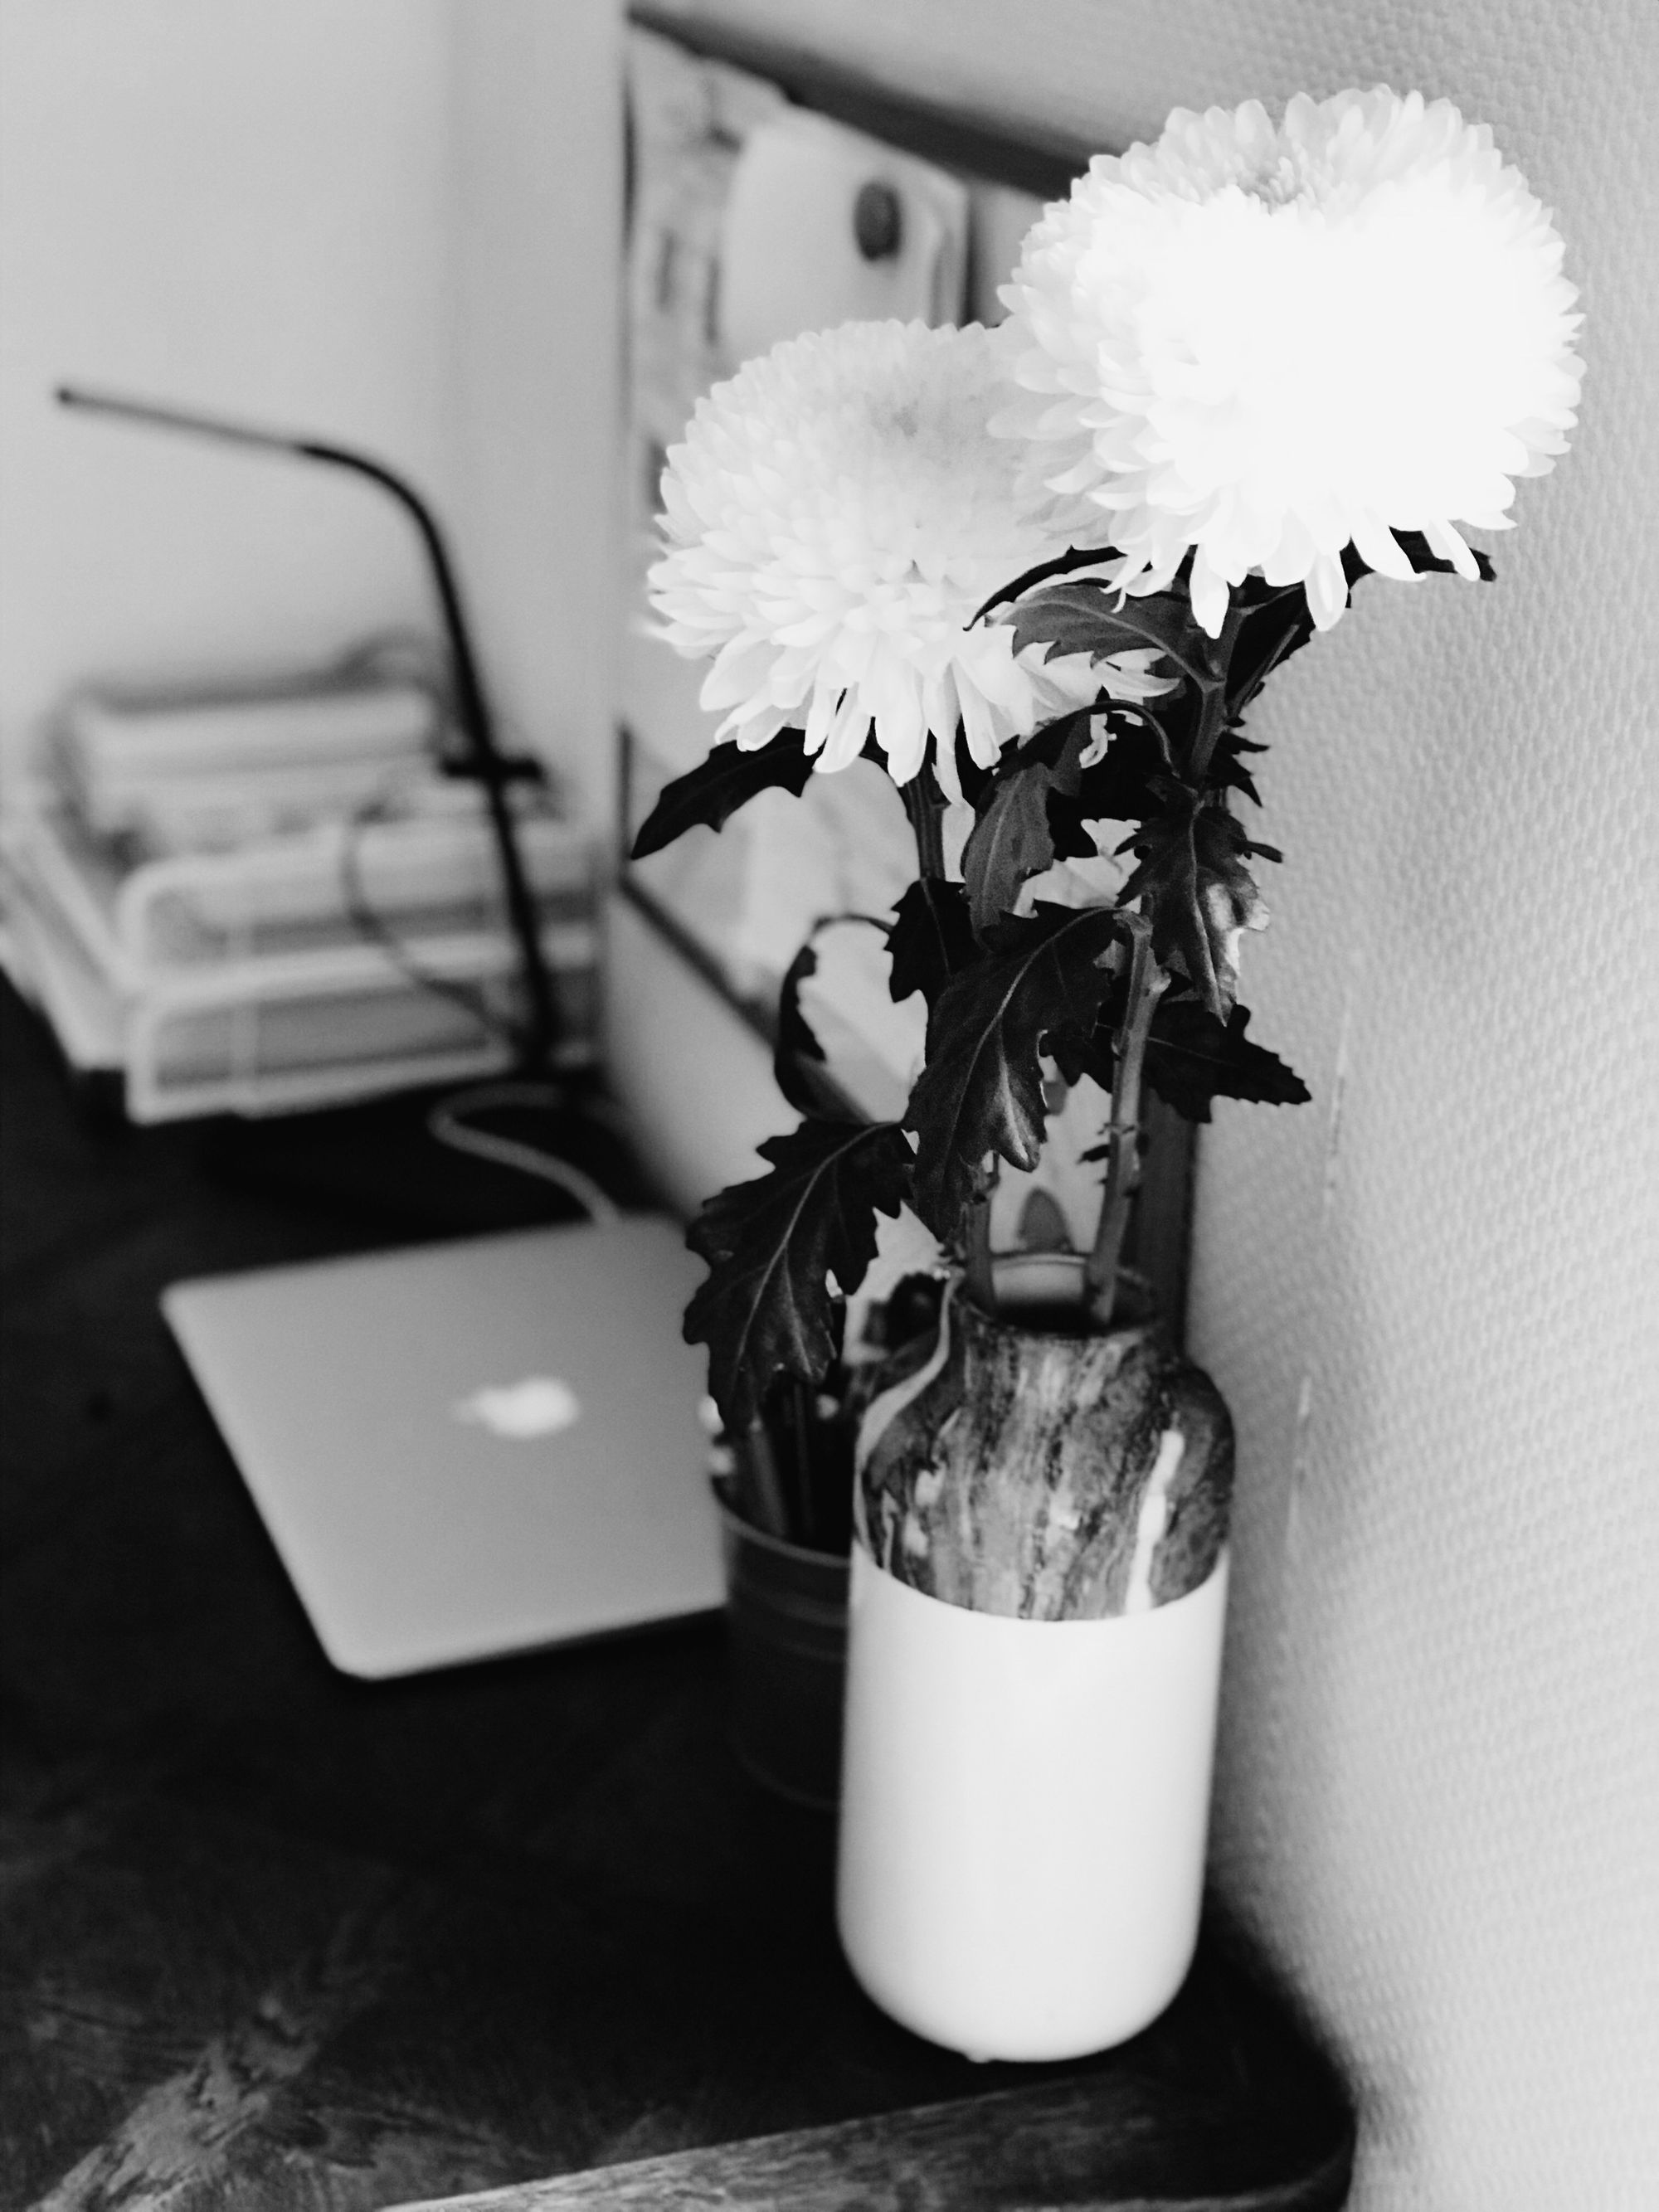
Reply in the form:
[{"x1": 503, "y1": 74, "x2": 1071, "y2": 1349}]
[{"x1": 388, "y1": 2070, "x2": 1356, "y2": 2210}]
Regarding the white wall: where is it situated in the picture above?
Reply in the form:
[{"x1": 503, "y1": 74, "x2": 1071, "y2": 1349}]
[
  {"x1": 446, "y1": 0, "x2": 624, "y2": 823},
  {"x1": 642, "y1": 4, "x2": 1658, "y2": 2207},
  {"x1": 0, "y1": 0, "x2": 625, "y2": 820},
  {"x1": 0, "y1": 0, "x2": 457, "y2": 754}
]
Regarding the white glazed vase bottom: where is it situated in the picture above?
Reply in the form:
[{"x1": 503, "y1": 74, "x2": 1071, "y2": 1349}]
[{"x1": 835, "y1": 1540, "x2": 1228, "y2": 2063}]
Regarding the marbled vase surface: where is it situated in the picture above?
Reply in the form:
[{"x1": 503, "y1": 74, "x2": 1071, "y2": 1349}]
[{"x1": 854, "y1": 1278, "x2": 1233, "y2": 1621}]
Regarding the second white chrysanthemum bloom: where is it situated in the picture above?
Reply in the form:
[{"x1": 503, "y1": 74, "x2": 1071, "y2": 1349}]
[
  {"x1": 648, "y1": 320, "x2": 1175, "y2": 790},
  {"x1": 997, "y1": 88, "x2": 1584, "y2": 635}
]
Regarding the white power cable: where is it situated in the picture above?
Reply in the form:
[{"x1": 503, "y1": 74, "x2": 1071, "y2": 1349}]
[{"x1": 426, "y1": 1082, "x2": 621, "y2": 1226}]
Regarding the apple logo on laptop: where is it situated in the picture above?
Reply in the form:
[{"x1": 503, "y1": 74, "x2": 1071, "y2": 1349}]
[{"x1": 453, "y1": 1377, "x2": 582, "y2": 1441}]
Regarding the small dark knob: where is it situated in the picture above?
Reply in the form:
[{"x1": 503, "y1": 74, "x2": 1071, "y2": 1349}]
[{"x1": 854, "y1": 179, "x2": 903, "y2": 262}]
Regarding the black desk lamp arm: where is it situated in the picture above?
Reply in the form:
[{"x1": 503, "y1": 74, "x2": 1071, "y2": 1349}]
[
  {"x1": 55, "y1": 386, "x2": 558, "y2": 1068},
  {"x1": 301, "y1": 441, "x2": 558, "y2": 1067}
]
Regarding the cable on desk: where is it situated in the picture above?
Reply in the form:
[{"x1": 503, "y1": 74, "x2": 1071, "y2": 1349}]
[
  {"x1": 337, "y1": 790, "x2": 517, "y2": 1048},
  {"x1": 426, "y1": 1082, "x2": 621, "y2": 1225}
]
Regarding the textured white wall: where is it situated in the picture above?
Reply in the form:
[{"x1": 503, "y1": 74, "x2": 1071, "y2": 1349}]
[{"x1": 654, "y1": 3, "x2": 1659, "y2": 2205}]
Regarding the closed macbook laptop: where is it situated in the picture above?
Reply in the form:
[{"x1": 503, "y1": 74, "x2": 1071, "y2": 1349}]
[{"x1": 163, "y1": 1215, "x2": 722, "y2": 1678}]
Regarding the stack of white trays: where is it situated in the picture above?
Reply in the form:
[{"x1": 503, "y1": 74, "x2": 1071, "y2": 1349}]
[{"x1": 0, "y1": 687, "x2": 597, "y2": 1121}]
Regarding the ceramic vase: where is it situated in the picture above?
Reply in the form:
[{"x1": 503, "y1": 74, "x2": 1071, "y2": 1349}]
[{"x1": 834, "y1": 1257, "x2": 1233, "y2": 2062}]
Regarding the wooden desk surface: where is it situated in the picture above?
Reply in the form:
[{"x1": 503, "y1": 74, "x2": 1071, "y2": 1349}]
[{"x1": 0, "y1": 983, "x2": 1352, "y2": 2210}]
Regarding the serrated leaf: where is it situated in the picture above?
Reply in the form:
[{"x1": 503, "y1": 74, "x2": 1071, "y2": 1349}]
[
  {"x1": 1226, "y1": 586, "x2": 1316, "y2": 723},
  {"x1": 1011, "y1": 706, "x2": 1094, "y2": 776},
  {"x1": 772, "y1": 938, "x2": 849, "y2": 1122},
  {"x1": 685, "y1": 1119, "x2": 913, "y2": 1431},
  {"x1": 1075, "y1": 717, "x2": 1170, "y2": 817},
  {"x1": 1143, "y1": 997, "x2": 1311, "y2": 1122},
  {"x1": 886, "y1": 878, "x2": 977, "y2": 1009},
  {"x1": 1028, "y1": 711, "x2": 1165, "y2": 865},
  {"x1": 961, "y1": 761, "x2": 1059, "y2": 936},
  {"x1": 1118, "y1": 804, "x2": 1273, "y2": 1020},
  {"x1": 774, "y1": 912, "x2": 891, "y2": 1120},
  {"x1": 1045, "y1": 1015, "x2": 1116, "y2": 1094},
  {"x1": 1384, "y1": 529, "x2": 1496, "y2": 584},
  {"x1": 1045, "y1": 782, "x2": 1104, "y2": 865},
  {"x1": 969, "y1": 542, "x2": 1127, "y2": 626},
  {"x1": 905, "y1": 903, "x2": 1123, "y2": 1243},
  {"x1": 630, "y1": 727, "x2": 814, "y2": 859},
  {"x1": 1204, "y1": 724, "x2": 1266, "y2": 807},
  {"x1": 1010, "y1": 582, "x2": 1204, "y2": 679}
]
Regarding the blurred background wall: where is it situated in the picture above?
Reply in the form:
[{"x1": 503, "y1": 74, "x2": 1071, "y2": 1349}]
[
  {"x1": 0, "y1": 0, "x2": 621, "y2": 819},
  {"x1": 2, "y1": 2, "x2": 1653, "y2": 2204}
]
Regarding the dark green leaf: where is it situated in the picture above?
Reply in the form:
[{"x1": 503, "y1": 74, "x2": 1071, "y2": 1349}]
[
  {"x1": 1204, "y1": 724, "x2": 1267, "y2": 807},
  {"x1": 1384, "y1": 530, "x2": 1496, "y2": 584},
  {"x1": 630, "y1": 727, "x2": 814, "y2": 859},
  {"x1": 961, "y1": 761, "x2": 1059, "y2": 936},
  {"x1": 1043, "y1": 715, "x2": 1177, "y2": 865},
  {"x1": 1226, "y1": 586, "x2": 1316, "y2": 722},
  {"x1": 905, "y1": 903, "x2": 1123, "y2": 1243},
  {"x1": 1010, "y1": 705, "x2": 1094, "y2": 776},
  {"x1": 1010, "y1": 582, "x2": 1203, "y2": 679},
  {"x1": 685, "y1": 1119, "x2": 913, "y2": 1432},
  {"x1": 1045, "y1": 1014, "x2": 1116, "y2": 1094},
  {"x1": 886, "y1": 879, "x2": 977, "y2": 1010},
  {"x1": 772, "y1": 938, "x2": 849, "y2": 1123},
  {"x1": 966, "y1": 705, "x2": 1151, "y2": 876},
  {"x1": 969, "y1": 542, "x2": 1128, "y2": 626},
  {"x1": 1143, "y1": 997, "x2": 1311, "y2": 1123},
  {"x1": 776, "y1": 914, "x2": 893, "y2": 1120},
  {"x1": 1073, "y1": 718, "x2": 1170, "y2": 819},
  {"x1": 1118, "y1": 803, "x2": 1274, "y2": 1020},
  {"x1": 1045, "y1": 782, "x2": 1103, "y2": 864}
]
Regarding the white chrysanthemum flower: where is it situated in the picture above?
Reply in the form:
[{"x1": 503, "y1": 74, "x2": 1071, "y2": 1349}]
[
  {"x1": 996, "y1": 89, "x2": 1584, "y2": 636},
  {"x1": 648, "y1": 320, "x2": 1175, "y2": 790}
]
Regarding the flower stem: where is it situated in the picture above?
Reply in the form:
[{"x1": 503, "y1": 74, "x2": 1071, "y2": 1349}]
[
  {"x1": 1084, "y1": 912, "x2": 1168, "y2": 1327},
  {"x1": 902, "y1": 771, "x2": 947, "y2": 880},
  {"x1": 902, "y1": 756, "x2": 997, "y2": 1303},
  {"x1": 964, "y1": 1185, "x2": 996, "y2": 1313},
  {"x1": 1185, "y1": 599, "x2": 1251, "y2": 788},
  {"x1": 1082, "y1": 595, "x2": 1248, "y2": 1325}
]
